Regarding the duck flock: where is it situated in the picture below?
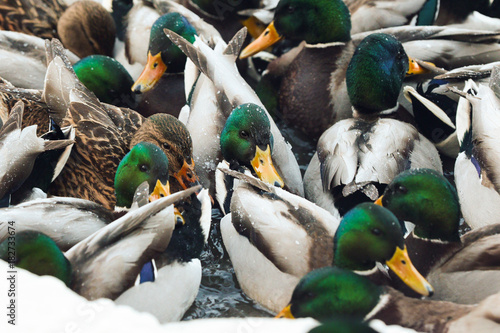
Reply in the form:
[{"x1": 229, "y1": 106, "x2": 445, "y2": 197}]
[{"x1": 2, "y1": 0, "x2": 500, "y2": 332}]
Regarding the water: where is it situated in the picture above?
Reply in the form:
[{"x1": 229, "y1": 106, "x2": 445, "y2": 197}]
[{"x1": 183, "y1": 209, "x2": 274, "y2": 319}]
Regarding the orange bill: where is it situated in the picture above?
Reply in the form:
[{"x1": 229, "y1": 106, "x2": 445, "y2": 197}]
[
  {"x1": 149, "y1": 179, "x2": 185, "y2": 226},
  {"x1": 406, "y1": 57, "x2": 435, "y2": 76},
  {"x1": 131, "y1": 51, "x2": 168, "y2": 93},
  {"x1": 374, "y1": 195, "x2": 383, "y2": 206},
  {"x1": 275, "y1": 304, "x2": 294, "y2": 319},
  {"x1": 386, "y1": 245, "x2": 434, "y2": 296},
  {"x1": 251, "y1": 145, "x2": 284, "y2": 188},
  {"x1": 173, "y1": 158, "x2": 200, "y2": 190},
  {"x1": 240, "y1": 21, "x2": 283, "y2": 59}
]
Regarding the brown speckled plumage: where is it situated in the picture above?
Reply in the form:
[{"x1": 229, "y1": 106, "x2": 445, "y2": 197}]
[
  {"x1": 0, "y1": 77, "x2": 50, "y2": 135},
  {"x1": 0, "y1": 0, "x2": 115, "y2": 58},
  {"x1": 131, "y1": 113, "x2": 194, "y2": 194},
  {"x1": 1, "y1": 39, "x2": 197, "y2": 210},
  {"x1": 0, "y1": 0, "x2": 64, "y2": 39}
]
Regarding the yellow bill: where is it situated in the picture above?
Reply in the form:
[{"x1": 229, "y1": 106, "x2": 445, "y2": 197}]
[
  {"x1": 275, "y1": 304, "x2": 294, "y2": 319},
  {"x1": 386, "y1": 245, "x2": 434, "y2": 296},
  {"x1": 149, "y1": 179, "x2": 185, "y2": 226},
  {"x1": 240, "y1": 21, "x2": 283, "y2": 59},
  {"x1": 173, "y1": 158, "x2": 200, "y2": 190},
  {"x1": 131, "y1": 51, "x2": 168, "y2": 93},
  {"x1": 374, "y1": 195, "x2": 383, "y2": 206},
  {"x1": 406, "y1": 57, "x2": 435, "y2": 76},
  {"x1": 251, "y1": 145, "x2": 284, "y2": 188}
]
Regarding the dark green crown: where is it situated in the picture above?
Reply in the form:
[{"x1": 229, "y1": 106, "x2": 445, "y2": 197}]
[
  {"x1": 346, "y1": 33, "x2": 408, "y2": 114},
  {"x1": 114, "y1": 142, "x2": 169, "y2": 208},
  {"x1": 74, "y1": 55, "x2": 136, "y2": 108},
  {"x1": 290, "y1": 267, "x2": 382, "y2": 321},
  {"x1": 220, "y1": 103, "x2": 273, "y2": 168},
  {"x1": 381, "y1": 169, "x2": 461, "y2": 242},
  {"x1": 149, "y1": 13, "x2": 197, "y2": 73},
  {"x1": 0, "y1": 231, "x2": 72, "y2": 286},
  {"x1": 274, "y1": 0, "x2": 351, "y2": 43},
  {"x1": 334, "y1": 203, "x2": 405, "y2": 271}
]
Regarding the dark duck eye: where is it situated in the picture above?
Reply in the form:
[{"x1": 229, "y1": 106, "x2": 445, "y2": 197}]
[
  {"x1": 139, "y1": 164, "x2": 149, "y2": 172},
  {"x1": 239, "y1": 130, "x2": 249, "y2": 139},
  {"x1": 396, "y1": 185, "x2": 408, "y2": 194}
]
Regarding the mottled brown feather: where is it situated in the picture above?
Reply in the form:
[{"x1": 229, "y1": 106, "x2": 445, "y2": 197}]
[{"x1": 0, "y1": 0, "x2": 64, "y2": 39}]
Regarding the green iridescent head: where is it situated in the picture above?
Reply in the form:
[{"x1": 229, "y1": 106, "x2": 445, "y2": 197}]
[
  {"x1": 220, "y1": 103, "x2": 284, "y2": 187},
  {"x1": 334, "y1": 203, "x2": 405, "y2": 271},
  {"x1": 381, "y1": 169, "x2": 461, "y2": 242},
  {"x1": 0, "y1": 231, "x2": 71, "y2": 286},
  {"x1": 132, "y1": 13, "x2": 198, "y2": 93},
  {"x1": 221, "y1": 103, "x2": 272, "y2": 167},
  {"x1": 346, "y1": 33, "x2": 409, "y2": 114},
  {"x1": 149, "y1": 12, "x2": 197, "y2": 72},
  {"x1": 114, "y1": 142, "x2": 169, "y2": 208},
  {"x1": 288, "y1": 267, "x2": 382, "y2": 321},
  {"x1": 274, "y1": 0, "x2": 351, "y2": 43},
  {"x1": 74, "y1": 55, "x2": 136, "y2": 108}
]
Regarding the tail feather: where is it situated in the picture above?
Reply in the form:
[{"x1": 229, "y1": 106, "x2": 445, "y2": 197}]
[
  {"x1": 42, "y1": 138, "x2": 75, "y2": 152},
  {"x1": 43, "y1": 39, "x2": 98, "y2": 124},
  {"x1": 223, "y1": 28, "x2": 247, "y2": 61},
  {"x1": 0, "y1": 100, "x2": 23, "y2": 138}
]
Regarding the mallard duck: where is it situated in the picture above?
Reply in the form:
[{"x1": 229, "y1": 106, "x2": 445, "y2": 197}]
[
  {"x1": 73, "y1": 54, "x2": 137, "y2": 109},
  {"x1": 0, "y1": 0, "x2": 115, "y2": 58},
  {"x1": 239, "y1": 0, "x2": 447, "y2": 38},
  {"x1": 0, "y1": 101, "x2": 74, "y2": 205},
  {"x1": 275, "y1": 266, "x2": 500, "y2": 333},
  {"x1": 215, "y1": 103, "x2": 287, "y2": 213},
  {"x1": 166, "y1": 27, "x2": 304, "y2": 197},
  {"x1": 123, "y1": 0, "x2": 219, "y2": 68},
  {"x1": 303, "y1": 33, "x2": 442, "y2": 217},
  {"x1": 122, "y1": 1, "x2": 224, "y2": 117},
  {"x1": 131, "y1": 12, "x2": 198, "y2": 117},
  {"x1": 376, "y1": 168, "x2": 500, "y2": 304},
  {"x1": 219, "y1": 168, "x2": 432, "y2": 312},
  {"x1": 239, "y1": 0, "x2": 500, "y2": 139},
  {"x1": 0, "y1": 141, "x2": 178, "y2": 248},
  {"x1": 0, "y1": 39, "x2": 201, "y2": 209},
  {"x1": 0, "y1": 185, "x2": 198, "y2": 300}
]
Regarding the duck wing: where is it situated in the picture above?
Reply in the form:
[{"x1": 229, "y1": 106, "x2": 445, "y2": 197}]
[{"x1": 66, "y1": 185, "x2": 200, "y2": 300}]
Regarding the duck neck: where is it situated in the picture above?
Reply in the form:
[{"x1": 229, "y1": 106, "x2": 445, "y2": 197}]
[{"x1": 405, "y1": 233, "x2": 462, "y2": 276}]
